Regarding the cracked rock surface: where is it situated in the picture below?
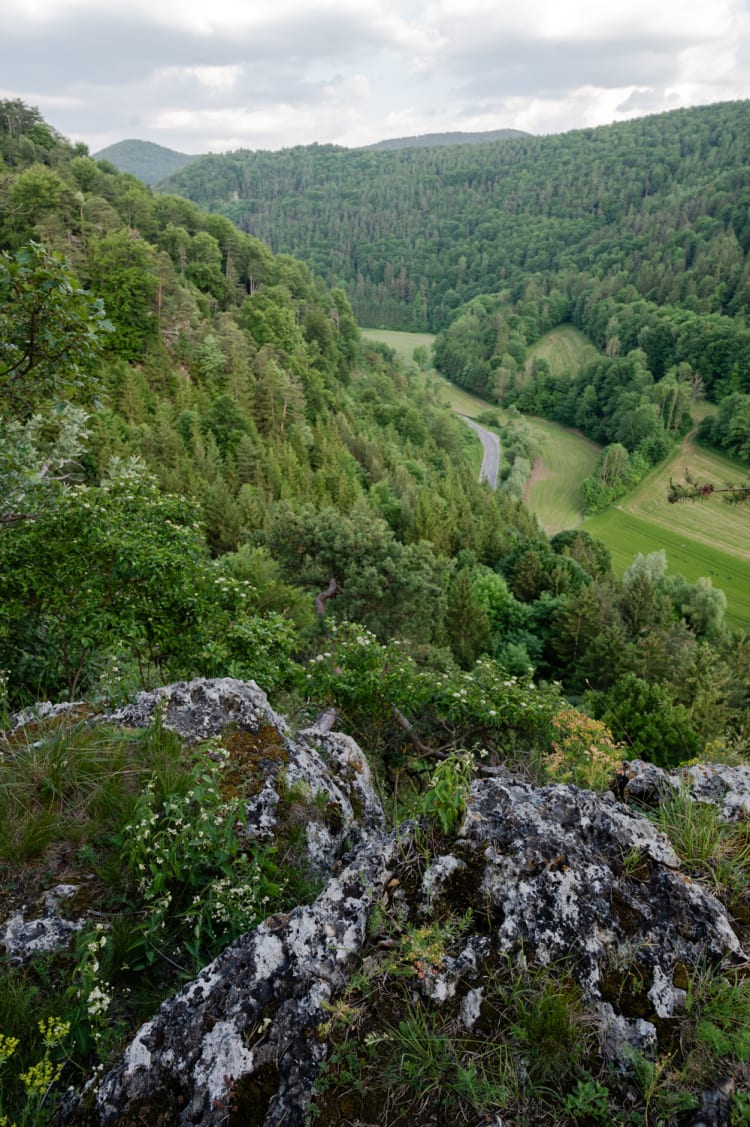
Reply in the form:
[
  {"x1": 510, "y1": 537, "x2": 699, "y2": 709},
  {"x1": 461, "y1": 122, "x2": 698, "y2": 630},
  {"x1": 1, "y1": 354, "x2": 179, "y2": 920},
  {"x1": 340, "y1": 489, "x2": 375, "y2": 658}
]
[
  {"x1": 110, "y1": 678, "x2": 384, "y2": 873},
  {"x1": 71, "y1": 772, "x2": 745, "y2": 1126}
]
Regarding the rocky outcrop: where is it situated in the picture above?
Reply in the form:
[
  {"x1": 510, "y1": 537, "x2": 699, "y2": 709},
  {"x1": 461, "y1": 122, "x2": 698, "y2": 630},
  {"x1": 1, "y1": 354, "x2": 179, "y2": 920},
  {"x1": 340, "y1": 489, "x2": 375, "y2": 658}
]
[
  {"x1": 1, "y1": 680, "x2": 384, "y2": 967},
  {"x1": 75, "y1": 772, "x2": 745, "y2": 1126},
  {"x1": 109, "y1": 678, "x2": 385, "y2": 874},
  {"x1": 621, "y1": 758, "x2": 750, "y2": 821}
]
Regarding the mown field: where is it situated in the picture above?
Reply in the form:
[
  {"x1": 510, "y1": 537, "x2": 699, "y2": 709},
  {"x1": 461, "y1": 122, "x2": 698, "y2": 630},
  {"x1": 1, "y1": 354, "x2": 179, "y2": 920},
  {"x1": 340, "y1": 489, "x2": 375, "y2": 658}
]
[
  {"x1": 524, "y1": 325, "x2": 599, "y2": 382},
  {"x1": 586, "y1": 428, "x2": 750, "y2": 629},
  {"x1": 362, "y1": 328, "x2": 435, "y2": 367},
  {"x1": 585, "y1": 509, "x2": 750, "y2": 630}
]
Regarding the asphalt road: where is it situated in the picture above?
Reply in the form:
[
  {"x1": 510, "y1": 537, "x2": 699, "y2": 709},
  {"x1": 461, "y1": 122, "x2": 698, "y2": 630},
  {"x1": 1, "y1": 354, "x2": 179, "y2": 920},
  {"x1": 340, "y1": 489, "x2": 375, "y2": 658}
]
[{"x1": 459, "y1": 416, "x2": 500, "y2": 490}]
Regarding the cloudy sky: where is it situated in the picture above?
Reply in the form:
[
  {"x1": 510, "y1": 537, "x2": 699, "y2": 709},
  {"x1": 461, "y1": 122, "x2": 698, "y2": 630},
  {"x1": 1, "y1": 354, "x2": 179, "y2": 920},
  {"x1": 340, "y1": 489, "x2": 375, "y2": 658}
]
[{"x1": 3, "y1": 0, "x2": 750, "y2": 155}]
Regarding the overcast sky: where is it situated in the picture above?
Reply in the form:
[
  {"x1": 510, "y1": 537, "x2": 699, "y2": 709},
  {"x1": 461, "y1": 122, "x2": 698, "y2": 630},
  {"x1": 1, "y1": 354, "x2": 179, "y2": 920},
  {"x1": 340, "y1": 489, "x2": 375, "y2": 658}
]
[{"x1": 3, "y1": 0, "x2": 750, "y2": 155}]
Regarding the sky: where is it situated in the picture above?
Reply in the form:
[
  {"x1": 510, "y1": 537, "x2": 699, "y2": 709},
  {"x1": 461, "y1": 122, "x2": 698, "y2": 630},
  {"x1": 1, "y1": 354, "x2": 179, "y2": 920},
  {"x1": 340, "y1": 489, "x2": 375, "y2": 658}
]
[{"x1": 3, "y1": 0, "x2": 750, "y2": 156}]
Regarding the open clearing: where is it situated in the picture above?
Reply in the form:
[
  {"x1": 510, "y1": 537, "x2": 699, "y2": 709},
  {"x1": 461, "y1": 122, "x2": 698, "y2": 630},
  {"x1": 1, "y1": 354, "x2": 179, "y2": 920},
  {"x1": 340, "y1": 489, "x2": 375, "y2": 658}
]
[
  {"x1": 524, "y1": 325, "x2": 599, "y2": 381},
  {"x1": 519, "y1": 420, "x2": 600, "y2": 532},
  {"x1": 362, "y1": 328, "x2": 435, "y2": 367}
]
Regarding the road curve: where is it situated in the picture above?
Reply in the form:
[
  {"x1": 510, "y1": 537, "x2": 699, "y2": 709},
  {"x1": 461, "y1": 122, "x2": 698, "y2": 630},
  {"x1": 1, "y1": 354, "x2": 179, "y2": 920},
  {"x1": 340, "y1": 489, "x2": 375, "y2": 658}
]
[{"x1": 459, "y1": 415, "x2": 500, "y2": 490}]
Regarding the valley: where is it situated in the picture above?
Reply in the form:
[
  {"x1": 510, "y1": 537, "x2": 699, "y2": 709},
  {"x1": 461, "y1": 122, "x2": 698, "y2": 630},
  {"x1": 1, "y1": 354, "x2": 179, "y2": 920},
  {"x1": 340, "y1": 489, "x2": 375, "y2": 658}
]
[
  {"x1": 3, "y1": 98, "x2": 750, "y2": 1127},
  {"x1": 365, "y1": 327, "x2": 750, "y2": 629}
]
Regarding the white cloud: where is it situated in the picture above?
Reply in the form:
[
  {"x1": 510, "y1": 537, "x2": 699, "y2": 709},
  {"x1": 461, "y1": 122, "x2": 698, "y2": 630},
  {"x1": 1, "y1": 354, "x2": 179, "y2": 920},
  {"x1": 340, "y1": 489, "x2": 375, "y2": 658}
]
[{"x1": 2, "y1": 0, "x2": 750, "y2": 153}]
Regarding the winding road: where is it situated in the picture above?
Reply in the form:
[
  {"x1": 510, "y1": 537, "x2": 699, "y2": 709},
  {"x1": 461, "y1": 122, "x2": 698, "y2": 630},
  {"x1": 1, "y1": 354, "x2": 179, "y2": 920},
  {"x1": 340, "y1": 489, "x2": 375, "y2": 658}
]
[{"x1": 459, "y1": 415, "x2": 500, "y2": 490}]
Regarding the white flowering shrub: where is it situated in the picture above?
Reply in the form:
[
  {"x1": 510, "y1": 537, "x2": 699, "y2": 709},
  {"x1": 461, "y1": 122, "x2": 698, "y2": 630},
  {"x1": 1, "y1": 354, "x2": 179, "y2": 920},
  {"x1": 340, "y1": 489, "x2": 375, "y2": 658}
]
[{"x1": 118, "y1": 742, "x2": 287, "y2": 969}]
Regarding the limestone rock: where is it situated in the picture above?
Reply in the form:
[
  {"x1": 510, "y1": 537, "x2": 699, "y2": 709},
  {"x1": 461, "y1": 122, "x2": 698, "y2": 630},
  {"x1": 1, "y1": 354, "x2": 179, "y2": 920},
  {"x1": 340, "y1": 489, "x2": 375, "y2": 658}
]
[
  {"x1": 1, "y1": 884, "x2": 86, "y2": 963},
  {"x1": 72, "y1": 774, "x2": 745, "y2": 1126},
  {"x1": 110, "y1": 678, "x2": 385, "y2": 874},
  {"x1": 83, "y1": 832, "x2": 401, "y2": 1126},
  {"x1": 621, "y1": 759, "x2": 750, "y2": 821}
]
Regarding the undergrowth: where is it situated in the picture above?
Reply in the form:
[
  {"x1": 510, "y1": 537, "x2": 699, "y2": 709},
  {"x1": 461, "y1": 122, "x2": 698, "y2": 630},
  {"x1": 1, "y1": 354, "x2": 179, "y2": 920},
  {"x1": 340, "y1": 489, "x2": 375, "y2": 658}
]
[{"x1": 0, "y1": 710, "x2": 319, "y2": 1124}]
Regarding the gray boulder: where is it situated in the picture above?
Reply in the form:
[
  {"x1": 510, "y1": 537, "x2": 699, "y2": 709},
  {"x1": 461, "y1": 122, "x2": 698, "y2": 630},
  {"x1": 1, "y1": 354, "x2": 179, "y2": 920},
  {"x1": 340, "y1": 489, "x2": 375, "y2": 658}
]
[
  {"x1": 621, "y1": 759, "x2": 750, "y2": 822},
  {"x1": 110, "y1": 678, "x2": 385, "y2": 874},
  {"x1": 75, "y1": 773, "x2": 744, "y2": 1126}
]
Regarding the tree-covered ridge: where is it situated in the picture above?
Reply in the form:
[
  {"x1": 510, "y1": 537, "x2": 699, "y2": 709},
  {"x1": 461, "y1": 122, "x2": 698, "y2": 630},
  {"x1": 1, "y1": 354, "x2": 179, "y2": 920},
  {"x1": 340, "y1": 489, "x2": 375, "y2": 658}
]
[
  {"x1": 159, "y1": 100, "x2": 750, "y2": 331},
  {"x1": 92, "y1": 139, "x2": 200, "y2": 185},
  {"x1": 0, "y1": 100, "x2": 748, "y2": 779},
  {"x1": 367, "y1": 127, "x2": 530, "y2": 149}
]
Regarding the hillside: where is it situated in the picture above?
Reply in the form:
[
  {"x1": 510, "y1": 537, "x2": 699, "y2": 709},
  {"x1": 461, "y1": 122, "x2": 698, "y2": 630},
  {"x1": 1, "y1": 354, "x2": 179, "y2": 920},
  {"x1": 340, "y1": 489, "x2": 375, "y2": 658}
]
[
  {"x1": 159, "y1": 100, "x2": 750, "y2": 333},
  {"x1": 93, "y1": 138, "x2": 199, "y2": 184},
  {"x1": 3, "y1": 100, "x2": 750, "y2": 1126},
  {"x1": 367, "y1": 127, "x2": 530, "y2": 149}
]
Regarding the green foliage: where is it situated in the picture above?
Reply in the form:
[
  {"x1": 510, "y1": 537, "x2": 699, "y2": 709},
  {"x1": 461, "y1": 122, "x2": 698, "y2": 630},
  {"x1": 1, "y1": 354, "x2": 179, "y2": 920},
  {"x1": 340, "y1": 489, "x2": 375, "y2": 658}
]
[
  {"x1": 544, "y1": 709, "x2": 623, "y2": 790},
  {"x1": 118, "y1": 738, "x2": 287, "y2": 970},
  {"x1": 419, "y1": 751, "x2": 473, "y2": 833},
  {"x1": 589, "y1": 673, "x2": 702, "y2": 767},
  {"x1": 160, "y1": 100, "x2": 750, "y2": 346},
  {"x1": 564, "y1": 1074, "x2": 611, "y2": 1122},
  {"x1": 0, "y1": 404, "x2": 90, "y2": 529},
  {"x1": 0, "y1": 461, "x2": 209, "y2": 701},
  {"x1": 304, "y1": 622, "x2": 562, "y2": 770},
  {"x1": 0, "y1": 242, "x2": 110, "y2": 417}
]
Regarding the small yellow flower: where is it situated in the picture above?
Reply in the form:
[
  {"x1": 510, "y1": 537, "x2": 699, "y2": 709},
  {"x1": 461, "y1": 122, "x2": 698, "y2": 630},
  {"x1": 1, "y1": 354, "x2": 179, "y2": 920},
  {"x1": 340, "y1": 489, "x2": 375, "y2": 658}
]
[
  {"x1": 0, "y1": 1033, "x2": 19, "y2": 1064},
  {"x1": 19, "y1": 1058, "x2": 62, "y2": 1097},
  {"x1": 38, "y1": 1016, "x2": 71, "y2": 1048}
]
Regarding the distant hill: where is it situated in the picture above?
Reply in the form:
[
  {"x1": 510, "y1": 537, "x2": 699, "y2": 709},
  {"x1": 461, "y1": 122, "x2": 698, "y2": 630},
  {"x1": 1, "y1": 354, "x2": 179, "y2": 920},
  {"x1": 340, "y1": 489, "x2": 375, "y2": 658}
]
[
  {"x1": 92, "y1": 139, "x2": 200, "y2": 185},
  {"x1": 158, "y1": 100, "x2": 750, "y2": 333},
  {"x1": 367, "y1": 128, "x2": 529, "y2": 150}
]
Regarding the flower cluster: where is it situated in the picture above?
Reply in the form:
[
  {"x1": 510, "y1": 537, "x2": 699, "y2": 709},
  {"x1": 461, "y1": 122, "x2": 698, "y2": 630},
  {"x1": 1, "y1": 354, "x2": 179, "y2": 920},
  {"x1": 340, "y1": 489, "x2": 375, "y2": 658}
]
[{"x1": 544, "y1": 709, "x2": 623, "y2": 790}]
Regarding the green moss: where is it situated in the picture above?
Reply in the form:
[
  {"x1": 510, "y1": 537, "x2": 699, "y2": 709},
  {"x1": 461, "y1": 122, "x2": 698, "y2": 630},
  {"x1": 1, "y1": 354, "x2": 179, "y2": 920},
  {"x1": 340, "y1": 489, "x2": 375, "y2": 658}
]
[{"x1": 219, "y1": 724, "x2": 289, "y2": 798}]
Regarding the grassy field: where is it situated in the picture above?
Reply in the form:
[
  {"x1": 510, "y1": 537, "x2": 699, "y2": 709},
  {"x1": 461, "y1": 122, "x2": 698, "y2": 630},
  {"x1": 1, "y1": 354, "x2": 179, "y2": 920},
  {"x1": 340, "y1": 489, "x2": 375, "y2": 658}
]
[
  {"x1": 362, "y1": 328, "x2": 436, "y2": 367},
  {"x1": 524, "y1": 326, "x2": 599, "y2": 382},
  {"x1": 585, "y1": 509, "x2": 750, "y2": 630},
  {"x1": 585, "y1": 428, "x2": 750, "y2": 630},
  {"x1": 620, "y1": 434, "x2": 750, "y2": 561},
  {"x1": 519, "y1": 419, "x2": 600, "y2": 533}
]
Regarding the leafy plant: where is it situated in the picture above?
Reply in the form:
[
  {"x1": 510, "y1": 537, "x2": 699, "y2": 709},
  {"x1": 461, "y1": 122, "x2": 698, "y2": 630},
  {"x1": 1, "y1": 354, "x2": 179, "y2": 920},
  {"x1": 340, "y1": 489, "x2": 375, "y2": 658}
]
[
  {"x1": 544, "y1": 708, "x2": 623, "y2": 790},
  {"x1": 419, "y1": 750, "x2": 473, "y2": 834},
  {"x1": 564, "y1": 1073, "x2": 611, "y2": 1122},
  {"x1": 117, "y1": 740, "x2": 287, "y2": 970}
]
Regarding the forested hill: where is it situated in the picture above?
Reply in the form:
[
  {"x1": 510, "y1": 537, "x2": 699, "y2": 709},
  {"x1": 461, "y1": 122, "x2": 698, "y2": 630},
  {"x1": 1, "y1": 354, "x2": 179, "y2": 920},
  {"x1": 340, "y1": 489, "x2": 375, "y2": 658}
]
[
  {"x1": 93, "y1": 139, "x2": 199, "y2": 184},
  {"x1": 4, "y1": 102, "x2": 750, "y2": 1124},
  {"x1": 367, "y1": 127, "x2": 529, "y2": 149},
  {"x1": 158, "y1": 100, "x2": 750, "y2": 331}
]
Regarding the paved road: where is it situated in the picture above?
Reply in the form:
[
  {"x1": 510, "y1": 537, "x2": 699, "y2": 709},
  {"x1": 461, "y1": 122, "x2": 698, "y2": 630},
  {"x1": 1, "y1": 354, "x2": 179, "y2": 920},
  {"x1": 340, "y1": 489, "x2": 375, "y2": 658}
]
[{"x1": 459, "y1": 415, "x2": 500, "y2": 490}]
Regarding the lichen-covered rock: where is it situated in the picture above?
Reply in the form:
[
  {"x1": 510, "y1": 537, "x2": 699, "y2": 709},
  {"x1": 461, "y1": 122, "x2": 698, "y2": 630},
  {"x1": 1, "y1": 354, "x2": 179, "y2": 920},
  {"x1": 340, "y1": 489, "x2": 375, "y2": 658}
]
[
  {"x1": 110, "y1": 678, "x2": 385, "y2": 873},
  {"x1": 109, "y1": 677, "x2": 290, "y2": 742},
  {"x1": 448, "y1": 776, "x2": 742, "y2": 1003},
  {"x1": 621, "y1": 758, "x2": 750, "y2": 821},
  {"x1": 72, "y1": 774, "x2": 745, "y2": 1126},
  {"x1": 1, "y1": 884, "x2": 86, "y2": 963},
  {"x1": 82, "y1": 831, "x2": 401, "y2": 1126}
]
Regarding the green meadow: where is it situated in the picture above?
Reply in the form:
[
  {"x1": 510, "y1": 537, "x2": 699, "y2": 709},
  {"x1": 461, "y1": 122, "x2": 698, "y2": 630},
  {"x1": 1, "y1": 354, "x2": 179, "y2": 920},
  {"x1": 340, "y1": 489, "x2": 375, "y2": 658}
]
[
  {"x1": 587, "y1": 427, "x2": 750, "y2": 629},
  {"x1": 362, "y1": 328, "x2": 436, "y2": 367},
  {"x1": 524, "y1": 325, "x2": 599, "y2": 382},
  {"x1": 585, "y1": 509, "x2": 750, "y2": 630},
  {"x1": 364, "y1": 328, "x2": 750, "y2": 628}
]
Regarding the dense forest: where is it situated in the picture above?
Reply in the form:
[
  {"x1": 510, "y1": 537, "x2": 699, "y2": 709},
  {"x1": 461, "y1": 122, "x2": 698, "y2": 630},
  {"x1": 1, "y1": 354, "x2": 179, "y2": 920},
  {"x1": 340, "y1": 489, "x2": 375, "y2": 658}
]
[
  {"x1": 160, "y1": 100, "x2": 750, "y2": 336},
  {"x1": 92, "y1": 139, "x2": 198, "y2": 186},
  {"x1": 1, "y1": 93, "x2": 748, "y2": 802},
  {"x1": 2, "y1": 98, "x2": 750, "y2": 1126}
]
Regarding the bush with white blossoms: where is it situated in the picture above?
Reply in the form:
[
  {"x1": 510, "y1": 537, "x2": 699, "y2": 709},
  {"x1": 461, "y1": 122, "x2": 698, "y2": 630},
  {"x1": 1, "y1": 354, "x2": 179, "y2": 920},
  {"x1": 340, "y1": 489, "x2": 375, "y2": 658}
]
[{"x1": 118, "y1": 745, "x2": 287, "y2": 969}]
